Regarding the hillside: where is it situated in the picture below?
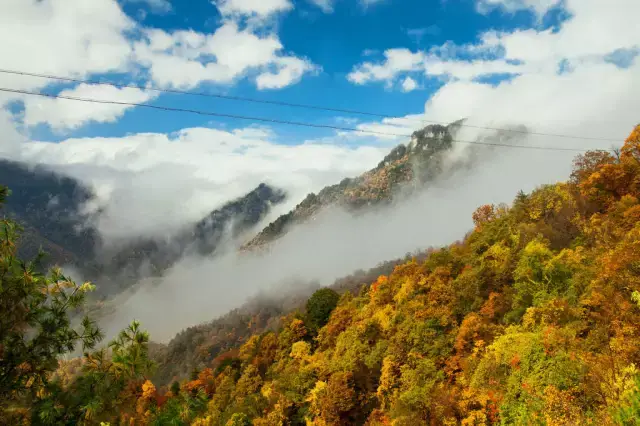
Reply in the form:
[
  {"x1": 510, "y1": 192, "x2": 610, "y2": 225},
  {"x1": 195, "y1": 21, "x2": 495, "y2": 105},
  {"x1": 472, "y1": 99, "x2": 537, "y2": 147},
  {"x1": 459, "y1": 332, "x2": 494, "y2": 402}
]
[
  {"x1": 0, "y1": 159, "x2": 99, "y2": 265},
  {"x1": 242, "y1": 121, "x2": 464, "y2": 251},
  {"x1": 36, "y1": 125, "x2": 636, "y2": 425},
  {"x1": 151, "y1": 248, "x2": 431, "y2": 386},
  {"x1": 89, "y1": 183, "x2": 287, "y2": 296}
]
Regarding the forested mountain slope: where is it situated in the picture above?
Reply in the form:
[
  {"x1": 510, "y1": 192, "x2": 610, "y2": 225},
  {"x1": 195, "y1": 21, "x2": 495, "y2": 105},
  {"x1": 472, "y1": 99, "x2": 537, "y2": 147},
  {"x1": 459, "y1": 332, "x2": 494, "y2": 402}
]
[
  {"x1": 18, "y1": 125, "x2": 639, "y2": 425},
  {"x1": 151, "y1": 249, "x2": 431, "y2": 386},
  {"x1": 90, "y1": 183, "x2": 286, "y2": 296}
]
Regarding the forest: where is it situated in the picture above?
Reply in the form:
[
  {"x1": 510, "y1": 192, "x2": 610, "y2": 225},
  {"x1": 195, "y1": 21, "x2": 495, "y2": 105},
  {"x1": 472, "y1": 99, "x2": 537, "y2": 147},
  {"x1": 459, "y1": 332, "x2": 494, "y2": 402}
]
[{"x1": 2, "y1": 125, "x2": 640, "y2": 425}]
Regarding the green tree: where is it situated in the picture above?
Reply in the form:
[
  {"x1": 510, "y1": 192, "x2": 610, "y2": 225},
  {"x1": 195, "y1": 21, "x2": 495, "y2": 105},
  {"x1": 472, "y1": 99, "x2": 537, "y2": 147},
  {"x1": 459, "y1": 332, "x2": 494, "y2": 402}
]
[
  {"x1": 305, "y1": 288, "x2": 340, "y2": 332},
  {"x1": 108, "y1": 319, "x2": 155, "y2": 380},
  {"x1": 32, "y1": 320, "x2": 155, "y2": 424},
  {"x1": 0, "y1": 185, "x2": 103, "y2": 420}
]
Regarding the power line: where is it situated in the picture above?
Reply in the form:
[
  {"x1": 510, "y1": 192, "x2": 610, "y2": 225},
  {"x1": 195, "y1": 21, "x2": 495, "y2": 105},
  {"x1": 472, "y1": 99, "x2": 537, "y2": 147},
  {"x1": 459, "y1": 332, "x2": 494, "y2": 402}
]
[
  {"x1": 0, "y1": 86, "x2": 610, "y2": 153},
  {"x1": 0, "y1": 68, "x2": 621, "y2": 143}
]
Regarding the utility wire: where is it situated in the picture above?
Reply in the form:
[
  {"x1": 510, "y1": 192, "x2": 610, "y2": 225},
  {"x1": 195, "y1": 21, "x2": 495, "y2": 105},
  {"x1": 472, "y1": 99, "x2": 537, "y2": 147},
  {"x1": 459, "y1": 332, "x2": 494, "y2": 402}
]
[
  {"x1": 0, "y1": 86, "x2": 611, "y2": 153},
  {"x1": 0, "y1": 68, "x2": 621, "y2": 143}
]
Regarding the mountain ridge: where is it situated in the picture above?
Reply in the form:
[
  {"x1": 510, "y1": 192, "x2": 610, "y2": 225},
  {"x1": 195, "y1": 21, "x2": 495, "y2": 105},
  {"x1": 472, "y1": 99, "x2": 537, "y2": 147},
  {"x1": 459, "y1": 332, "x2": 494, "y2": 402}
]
[
  {"x1": 0, "y1": 158, "x2": 287, "y2": 295},
  {"x1": 242, "y1": 121, "x2": 465, "y2": 251}
]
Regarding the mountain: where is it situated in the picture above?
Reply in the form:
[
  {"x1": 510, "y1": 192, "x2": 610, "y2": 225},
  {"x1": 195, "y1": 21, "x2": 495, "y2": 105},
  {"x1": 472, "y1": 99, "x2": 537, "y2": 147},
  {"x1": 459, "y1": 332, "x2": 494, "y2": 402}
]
[
  {"x1": 92, "y1": 183, "x2": 287, "y2": 295},
  {"x1": 242, "y1": 121, "x2": 463, "y2": 251},
  {"x1": 0, "y1": 159, "x2": 287, "y2": 295},
  {"x1": 30, "y1": 125, "x2": 640, "y2": 425},
  {"x1": 0, "y1": 159, "x2": 99, "y2": 266}
]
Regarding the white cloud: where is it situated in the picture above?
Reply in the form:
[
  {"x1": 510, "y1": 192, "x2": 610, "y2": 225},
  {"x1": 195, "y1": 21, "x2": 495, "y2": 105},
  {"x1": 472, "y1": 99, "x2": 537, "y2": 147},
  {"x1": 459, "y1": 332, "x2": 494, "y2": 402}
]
[
  {"x1": 0, "y1": 108, "x2": 25, "y2": 157},
  {"x1": 0, "y1": 0, "x2": 134, "y2": 92},
  {"x1": 336, "y1": 113, "x2": 426, "y2": 142},
  {"x1": 423, "y1": 60, "x2": 640, "y2": 144},
  {"x1": 15, "y1": 126, "x2": 387, "y2": 242},
  {"x1": 125, "y1": 0, "x2": 172, "y2": 14},
  {"x1": 134, "y1": 22, "x2": 316, "y2": 90},
  {"x1": 493, "y1": 1, "x2": 640, "y2": 61},
  {"x1": 213, "y1": 0, "x2": 292, "y2": 18},
  {"x1": 349, "y1": 0, "x2": 640, "y2": 88},
  {"x1": 347, "y1": 49, "x2": 425, "y2": 84},
  {"x1": 21, "y1": 84, "x2": 156, "y2": 131},
  {"x1": 401, "y1": 76, "x2": 418, "y2": 92},
  {"x1": 307, "y1": 0, "x2": 334, "y2": 13},
  {"x1": 256, "y1": 57, "x2": 319, "y2": 89}
]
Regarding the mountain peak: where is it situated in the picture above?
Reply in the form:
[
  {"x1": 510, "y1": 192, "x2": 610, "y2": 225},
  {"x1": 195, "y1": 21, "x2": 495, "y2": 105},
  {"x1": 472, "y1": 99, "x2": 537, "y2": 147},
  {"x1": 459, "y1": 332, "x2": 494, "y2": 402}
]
[{"x1": 242, "y1": 121, "x2": 462, "y2": 251}]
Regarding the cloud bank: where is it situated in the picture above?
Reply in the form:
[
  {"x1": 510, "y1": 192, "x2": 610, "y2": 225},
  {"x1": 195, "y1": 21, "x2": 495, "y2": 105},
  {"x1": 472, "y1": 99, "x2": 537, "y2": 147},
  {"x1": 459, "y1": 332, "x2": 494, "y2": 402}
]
[
  {"x1": 15, "y1": 127, "x2": 388, "y2": 243},
  {"x1": 100, "y1": 128, "x2": 593, "y2": 342}
]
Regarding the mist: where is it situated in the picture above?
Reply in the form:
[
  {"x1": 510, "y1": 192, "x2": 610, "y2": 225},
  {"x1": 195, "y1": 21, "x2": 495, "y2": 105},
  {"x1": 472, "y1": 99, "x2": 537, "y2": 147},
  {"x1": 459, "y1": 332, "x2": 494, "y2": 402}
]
[
  {"x1": 14, "y1": 130, "x2": 389, "y2": 248},
  {"x1": 99, "y1": 129, "x2": 594, "y2": 342}
]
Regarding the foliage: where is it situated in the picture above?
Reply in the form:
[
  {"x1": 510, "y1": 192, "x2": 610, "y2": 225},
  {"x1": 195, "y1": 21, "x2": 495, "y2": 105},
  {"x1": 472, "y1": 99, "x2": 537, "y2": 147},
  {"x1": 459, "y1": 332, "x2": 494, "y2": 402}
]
[
  {"x1": 305, "y1": 288, "x2": 340, "y2": 332},
  {"x1": 1, "y1": 186, "x2": 158, "y2": 424},
  {"x1": 0, "y1": 186, "x2": 103, "y2": 422}
]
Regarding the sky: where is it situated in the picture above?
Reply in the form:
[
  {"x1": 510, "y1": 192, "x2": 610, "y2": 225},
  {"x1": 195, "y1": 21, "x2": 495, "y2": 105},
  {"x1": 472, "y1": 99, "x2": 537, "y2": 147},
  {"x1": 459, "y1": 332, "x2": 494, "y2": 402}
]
[{"x1": 0, "y1": 0, "x2": 639, "y2": 240}]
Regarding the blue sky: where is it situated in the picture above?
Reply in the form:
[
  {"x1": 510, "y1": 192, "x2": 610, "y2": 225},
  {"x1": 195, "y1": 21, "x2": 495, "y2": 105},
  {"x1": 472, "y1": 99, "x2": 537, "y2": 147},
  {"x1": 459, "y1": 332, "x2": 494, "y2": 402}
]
[{"x1": 10, "y1": 0, "x2": 567, "y2": 143}]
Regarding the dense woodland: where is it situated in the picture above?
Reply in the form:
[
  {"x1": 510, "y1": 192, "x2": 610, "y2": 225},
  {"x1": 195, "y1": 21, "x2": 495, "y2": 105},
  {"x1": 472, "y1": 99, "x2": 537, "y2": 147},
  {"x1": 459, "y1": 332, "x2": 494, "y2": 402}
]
[
  {"x1": 152, "y1": 251, "x2": 429, "y2": 386},
  {"x1": 2, "y1": 125, "x2": 640, "y2": 424}
]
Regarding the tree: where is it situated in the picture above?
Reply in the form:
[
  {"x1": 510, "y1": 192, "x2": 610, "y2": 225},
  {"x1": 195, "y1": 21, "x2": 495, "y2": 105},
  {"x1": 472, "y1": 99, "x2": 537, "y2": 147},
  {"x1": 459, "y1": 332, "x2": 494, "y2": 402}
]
[
  {"x1": 0, "y1": 185, "x2": 103, "y2": 419},
  {"x1": 108, "y1": 319, "x2": 155, "y2": 380},
  {"x1": 305, "y1": 288, "x2": 340, "y2": 332},
  {"x1": 31, "y1": 319, "x2": 156, "y2": 424}
]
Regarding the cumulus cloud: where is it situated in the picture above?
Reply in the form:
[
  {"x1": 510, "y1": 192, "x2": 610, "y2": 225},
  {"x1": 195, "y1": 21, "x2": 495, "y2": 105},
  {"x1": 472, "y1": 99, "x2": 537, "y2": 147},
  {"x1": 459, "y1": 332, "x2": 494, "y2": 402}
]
[
  {"x1": 0, "y1": 0, "x2": 134, "y2": 92},
  {"x1": 133, "y1": 22, "x2": 317, "y2": 89},
  {"x1": 0, "y1": 108, "x2": 25, "y2": 157},
  {"x1": 401, "y1": 76, "x2": 418, "y2": 92},
  {"x1": 214, "y1": 0, "x2": 293, "y2": 18},
  {"x1": 348, "y1": 0, "x2": 640, "y2": 87},
  {"x1": 347, "y1": 48, "x2": 425, "y2": 85},
  {"x1": 21, "y1": 84, "x2": 156, "y2": 131},
  {"x1": 0, "y1": 0, "x2": 315, "y2": 134},
  {"x1": 256, "y1": 57, "x2": 319, "y2": 89}
]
